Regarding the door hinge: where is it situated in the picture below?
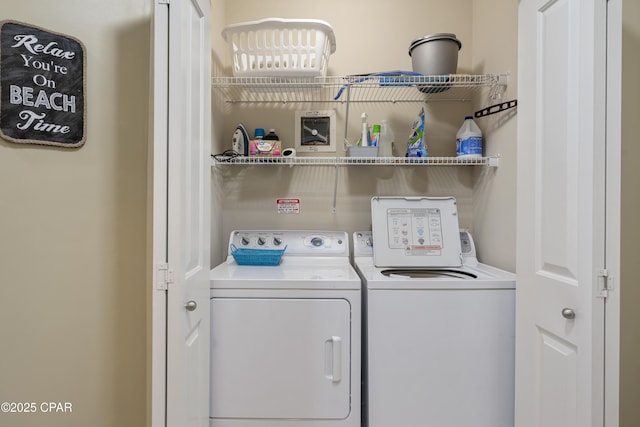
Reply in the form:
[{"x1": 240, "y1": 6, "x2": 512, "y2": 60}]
[
  {"x1": 156, "y1": 263, "x2": 174, "y2": 290},
  {"x1": 596, "y1": 269, "x2": 613, "y2": 298}
]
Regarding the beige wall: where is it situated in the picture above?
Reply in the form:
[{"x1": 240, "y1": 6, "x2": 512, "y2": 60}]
[
  {"x1": 211, "y1": 0, "x2": 227, "y2": 262},
  {"x1": 470, "y1": 0, "x2": 518, "y2": 271},
  {"x1": 620, "y1": 0, "x2": 640, "y2": 424},
  {"x1": 214, "y1": 0, "x2": 518, "y2": 271},
  {"x1": 0, "y1": 1, "x2": 151, "y2": 426}
]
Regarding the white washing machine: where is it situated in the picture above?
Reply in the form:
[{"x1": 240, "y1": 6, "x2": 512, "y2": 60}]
[
  {"x1": 354, "y1": 196, "x2": 516, "y2": 427},
  {"x1": 209, "y1": 230, "x2": 361, "y2": 427}
]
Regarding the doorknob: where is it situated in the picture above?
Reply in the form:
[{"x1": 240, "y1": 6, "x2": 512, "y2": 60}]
[
  {"x1": 561, "y1": 308, "x2": 575, "y2": 320},
  {"x1": 185, "y1": 301, "x2": 197, "y2": 312}
]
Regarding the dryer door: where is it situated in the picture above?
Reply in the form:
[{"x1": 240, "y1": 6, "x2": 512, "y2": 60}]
[{"x1": 210, "y1": 298, "x2": 351, "y2": 420}]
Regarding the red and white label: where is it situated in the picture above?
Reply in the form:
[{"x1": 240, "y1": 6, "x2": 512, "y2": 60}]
[{"x1": 276, "y1": 198, "x2": 301, "y2": 214}]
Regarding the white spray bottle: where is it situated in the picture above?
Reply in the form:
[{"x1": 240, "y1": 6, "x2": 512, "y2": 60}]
[{"x1": 360, "y1": 112, "x2": 371, "y2": 147}]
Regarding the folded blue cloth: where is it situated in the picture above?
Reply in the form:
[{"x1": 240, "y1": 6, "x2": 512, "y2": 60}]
[{"x1": 333, "y1": 70, "x2": 425, "y2": 100}]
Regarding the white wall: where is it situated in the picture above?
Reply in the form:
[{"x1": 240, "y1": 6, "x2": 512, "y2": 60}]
[
  {"x1": 0, "y1": 1, "x2": 151, "y2": 426},
  {"x1": 212, "y1": 0, "x2": 518, "y2": 270}
]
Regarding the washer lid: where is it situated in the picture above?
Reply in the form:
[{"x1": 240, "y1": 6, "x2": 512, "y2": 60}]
[{"x1": 371, "y1": 196, "x2": 463, "y2": 268}]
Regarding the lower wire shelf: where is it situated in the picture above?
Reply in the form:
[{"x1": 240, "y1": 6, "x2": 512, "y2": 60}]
[
  {"x1": 212, "y1": 154, "x2": 500, "y2": 214},
  {"x1": 211, "y1": 155, "x2": 500, "y2": 167}
]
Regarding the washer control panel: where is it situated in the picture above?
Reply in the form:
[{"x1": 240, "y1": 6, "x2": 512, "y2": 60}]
[
  {"x1": 354, "y1": 230, "x2": 479, "y2": 263},
  {"x1": 353, "y1": 231, "x2": 374, "y2": 257},
  {"x1": 229, "y1": 230, "x2": 349, "y2": 257}
]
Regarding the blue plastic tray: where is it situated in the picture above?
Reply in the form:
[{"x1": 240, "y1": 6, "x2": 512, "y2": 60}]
[{"x1": 230, "y1": 244, "x2": 287, "y2": 266}]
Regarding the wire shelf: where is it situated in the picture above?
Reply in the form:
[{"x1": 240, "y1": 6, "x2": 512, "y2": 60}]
[
  {"x1": 211, "y1": 155, "x2": 499, "y2": 167},
  {"x1": 211, "y1": 74, "x2": 507, "y2": 104}
]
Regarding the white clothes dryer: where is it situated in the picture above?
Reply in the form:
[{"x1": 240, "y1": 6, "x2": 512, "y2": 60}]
[
  {"x1": 354, "y1": 196, "x2": 516, "y2": 427},
  {"x1": 209, "y1": 230, "x2": 361, "y2": 427}
]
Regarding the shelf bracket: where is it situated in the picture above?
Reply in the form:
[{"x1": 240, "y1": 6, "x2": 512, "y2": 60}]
[
  {"x1": 331, "y1": 163, "x2": 339, "y2": 214},
  {"x1": 487, "y1": 72, "x2": 509, "y2": 104},
  {"x1": 343, "y1": 83, "x2": 352, "y2": 150}
]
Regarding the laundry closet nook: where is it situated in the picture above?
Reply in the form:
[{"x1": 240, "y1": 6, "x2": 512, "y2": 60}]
[
  {"x1": 209, "y1": 0, "x2": 517, "y2": 272},
  {"x1": 204, "y1": 3, "x2": 520, "y2": 426},
  {"x1": 205, "y1": 1, "x2": 640, "y2": 427}
]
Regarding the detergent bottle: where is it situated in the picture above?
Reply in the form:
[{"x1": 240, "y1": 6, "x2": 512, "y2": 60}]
[
  {"x1": 264, "y1": 129, "x2": 280, "y2": 141},
  {"x1": 456, "y1": 116, "x2": 483, "y2": 158}
]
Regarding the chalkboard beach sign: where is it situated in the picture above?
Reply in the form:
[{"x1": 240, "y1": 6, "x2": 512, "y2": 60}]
[{"x1": 0, "y1": 21, "x2": 86, "y2": 148}]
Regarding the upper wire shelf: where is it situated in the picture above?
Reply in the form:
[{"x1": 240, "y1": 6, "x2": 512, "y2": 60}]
[{"x1": 211, "y1": 74, "x2": 507, "y2": 104}]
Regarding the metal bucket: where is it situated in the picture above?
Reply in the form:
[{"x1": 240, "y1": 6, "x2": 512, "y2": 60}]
[{"x1": 408, "y1": 33, "x2": 461, "y2": 76}]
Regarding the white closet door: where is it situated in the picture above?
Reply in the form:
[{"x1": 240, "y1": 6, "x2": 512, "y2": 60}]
[
  {"x1": 152, "y1": 0, "x2": 212, "y2": 426},
  {"x1": 516, "y1": 1, "x2": 606, "y2": 426}
]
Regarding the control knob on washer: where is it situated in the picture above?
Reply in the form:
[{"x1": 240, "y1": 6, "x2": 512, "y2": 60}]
[
  {"x1": 257, "y1": 237, "x2": 266, "y2": 246},
  {"x1": 273, "y1": 237, "x2": 283, "y2": 246}
]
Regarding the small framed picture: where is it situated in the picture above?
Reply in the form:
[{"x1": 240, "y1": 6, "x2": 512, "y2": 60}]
[{"x1": 294, "y1": 110, "x2": 336, "y2": 153}]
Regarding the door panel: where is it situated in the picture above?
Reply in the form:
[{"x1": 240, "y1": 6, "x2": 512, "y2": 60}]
[
  {"x1": 210, "y1": 298, "x2": 351, "y2": 420},
  {"x1": 164, "y1": 0, "x2": 212, "y2": 426},
  {"x1": 516, "y1": 1, "x2": 606, "y2": 426},
  {"x1": 539, "y1": 331, "x2": 577, "y2": 427},
  {"x1": 537, "y1": 0, "x2": 578, "y2": 282}
]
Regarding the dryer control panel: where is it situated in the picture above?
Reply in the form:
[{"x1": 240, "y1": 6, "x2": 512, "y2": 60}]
[{"x1": 229, "y1": 230, "x2": 350, "y2": 257}]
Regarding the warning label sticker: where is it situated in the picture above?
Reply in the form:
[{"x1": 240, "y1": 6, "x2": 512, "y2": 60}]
[{"x1": 276, "y1": 198, "x2": 301, "y2": 214}]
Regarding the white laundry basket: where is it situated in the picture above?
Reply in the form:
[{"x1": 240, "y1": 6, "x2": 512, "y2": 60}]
[{"x1": 222, "y1": 18, "x2": 336, "y2": 78}]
